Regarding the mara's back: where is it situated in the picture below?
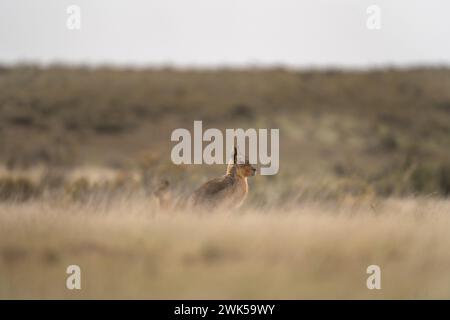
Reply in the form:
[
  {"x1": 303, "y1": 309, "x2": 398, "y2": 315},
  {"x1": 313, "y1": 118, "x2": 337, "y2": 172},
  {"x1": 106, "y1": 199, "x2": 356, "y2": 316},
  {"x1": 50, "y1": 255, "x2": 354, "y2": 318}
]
[{"x1": 191, "y1": 174, "x2": 248, "y2": 210}]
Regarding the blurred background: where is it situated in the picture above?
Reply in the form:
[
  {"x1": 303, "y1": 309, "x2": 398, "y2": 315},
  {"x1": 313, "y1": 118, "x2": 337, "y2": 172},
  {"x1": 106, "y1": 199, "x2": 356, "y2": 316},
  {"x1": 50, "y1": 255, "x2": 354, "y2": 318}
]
[
  {"x1": 0, "y1": 0, "x2": 450, "y2": 206},
  {"x1": 2, "y1": 0, "x2": 450, "y2": 300}
]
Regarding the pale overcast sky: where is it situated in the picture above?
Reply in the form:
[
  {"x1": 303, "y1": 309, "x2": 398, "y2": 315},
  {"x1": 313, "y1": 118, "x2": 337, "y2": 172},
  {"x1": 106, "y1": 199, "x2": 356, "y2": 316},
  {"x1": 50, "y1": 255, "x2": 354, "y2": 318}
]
[{"x1": 1, "y1": 0, "x2": 449, "y2": 68}]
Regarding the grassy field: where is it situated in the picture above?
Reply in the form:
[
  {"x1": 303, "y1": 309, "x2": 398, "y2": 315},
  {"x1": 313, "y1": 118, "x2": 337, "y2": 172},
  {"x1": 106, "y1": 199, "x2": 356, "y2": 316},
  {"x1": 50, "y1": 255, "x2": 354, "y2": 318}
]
[
  {"x1": 1, "y1": 66, "x2": 450, "y2": 200},
  {"x1": 1, "y1": 197, "x2": 450, "y2": 299},
  {"x1": 0, "y1": 66, "x2": 450, "y2": 299}
]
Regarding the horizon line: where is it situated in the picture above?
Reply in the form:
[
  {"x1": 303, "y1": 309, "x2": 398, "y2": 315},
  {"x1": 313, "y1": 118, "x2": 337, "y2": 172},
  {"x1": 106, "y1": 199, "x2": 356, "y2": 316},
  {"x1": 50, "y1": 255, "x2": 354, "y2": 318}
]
[{"x1": 1, "y1": 60, "x2": 450, "y2": 72}]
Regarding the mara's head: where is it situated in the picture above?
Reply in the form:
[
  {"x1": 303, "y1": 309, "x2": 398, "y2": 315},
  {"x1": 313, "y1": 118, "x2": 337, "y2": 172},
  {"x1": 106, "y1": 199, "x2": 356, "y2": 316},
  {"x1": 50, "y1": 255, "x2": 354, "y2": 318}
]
[{"x1": 227, "y1": 147, "x2": 257, "y2": 178}]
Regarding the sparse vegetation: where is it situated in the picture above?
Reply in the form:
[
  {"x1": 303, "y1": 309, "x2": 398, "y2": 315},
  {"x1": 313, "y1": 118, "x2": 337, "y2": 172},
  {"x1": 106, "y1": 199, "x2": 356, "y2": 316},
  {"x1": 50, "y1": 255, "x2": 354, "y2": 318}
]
[
  {"x1": 1, "y1": 66, "x2": 449, "y2": 199},
  {"x1": 0, "y1": 65, "x2": 449, "y2": 299},
  {"x1": 1, "y1": 198, "x2": 450, "y2": 299}
]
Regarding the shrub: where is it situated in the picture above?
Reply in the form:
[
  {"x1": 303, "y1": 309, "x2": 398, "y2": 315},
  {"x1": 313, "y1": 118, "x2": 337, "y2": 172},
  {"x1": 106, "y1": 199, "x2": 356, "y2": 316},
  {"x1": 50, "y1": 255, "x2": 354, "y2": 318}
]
[
  {"x1": 439, "y1": 164, "x2": 450, "y2": 196},
  {"x1": 410, "y1": 162, "x2": 450, "y2": 196},
  {"x1": 0, "y1": 177, "x2": 40, "y2": 201},
  {"x1": 65, "y1": 178, "x2": 91, "y2": 202}
]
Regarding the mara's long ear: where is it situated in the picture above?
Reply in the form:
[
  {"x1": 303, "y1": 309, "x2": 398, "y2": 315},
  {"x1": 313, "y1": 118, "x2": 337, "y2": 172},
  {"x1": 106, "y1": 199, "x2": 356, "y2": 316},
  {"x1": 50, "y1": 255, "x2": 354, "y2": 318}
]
[{"x1": 226, "y1": 146, "x2": 238, "y2": 177}]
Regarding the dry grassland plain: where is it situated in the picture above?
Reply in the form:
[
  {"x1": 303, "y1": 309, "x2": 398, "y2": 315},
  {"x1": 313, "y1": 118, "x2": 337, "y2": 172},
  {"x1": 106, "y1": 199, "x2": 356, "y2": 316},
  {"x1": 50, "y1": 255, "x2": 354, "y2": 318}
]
[{"x1": 0, "y1": 66, "x2": 450, "y2": 298}]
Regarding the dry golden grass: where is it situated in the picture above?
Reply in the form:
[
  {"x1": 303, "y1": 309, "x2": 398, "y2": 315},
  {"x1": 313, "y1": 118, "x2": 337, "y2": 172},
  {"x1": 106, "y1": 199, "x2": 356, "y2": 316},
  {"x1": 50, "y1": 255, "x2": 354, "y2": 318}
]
[
  {"x1": 1, "y1": 66, "x2": 449, "y2": 299},
  {"x1": 1, "y1": 197, "x2": 450, "y2": 299}
]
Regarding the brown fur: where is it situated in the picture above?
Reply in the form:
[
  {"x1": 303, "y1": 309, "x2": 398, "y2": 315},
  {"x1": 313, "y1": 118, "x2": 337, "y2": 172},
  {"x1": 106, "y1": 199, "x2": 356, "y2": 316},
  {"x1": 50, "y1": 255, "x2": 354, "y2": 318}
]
[{"x1": 190, "y1": 147, "x2": 256, "y2": 210}]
